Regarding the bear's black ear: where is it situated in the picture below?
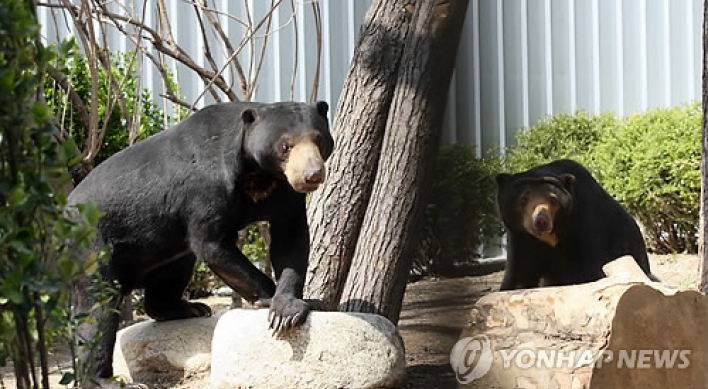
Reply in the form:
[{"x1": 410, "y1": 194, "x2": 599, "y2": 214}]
[
  {"x1": 315, "y1": 101, "x2": 329, "y2": 118},
  {"x1": 241, "y1": 108, "x2": 257, "y2": 125},
  {"x1": 496, "y1": 173, "x2": 512, "y2": 187},
  {"x1": 559, "y1": 173, "x2": 576, "y2": 189}
]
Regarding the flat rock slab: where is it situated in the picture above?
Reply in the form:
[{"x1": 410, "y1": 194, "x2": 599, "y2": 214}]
[
  {"x1": 113, "y1": 315, "x2": 219, "y2": 386},
  {"x1": 210, "y1": 309, "x2": 406, "y2": 389}
]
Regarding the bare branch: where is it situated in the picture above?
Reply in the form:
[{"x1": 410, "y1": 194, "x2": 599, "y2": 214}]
[
  {"x1": 187, "y1": 0, "x2": 284, "y2": 108},
  {"x1": 200, "y1": 0, "x2": 248, "y2": 93},
  {"x1": 159, "y1": 93, "x2": 197, "y2": 112},
  {"x1": 191, "y1": 1, "x2": 222, "y2": 102},
  {"x1": 41, "y1": 1, "x2": 240, "y2": 102},
  {"x1": 192, "y1": 2, "x2": 219, "y2": 75},
  {"x1": 289, "y1": 0, "x2": 298, "y2": 101},
  {"x1": 184, "y1": 0, "x2": 250, "y2": 27},
  {"x1": 59, "y1": 0, "x2": 100, "y2": 159},
  {"x1": 243, "y1": 0, "x2": 257, "y2": 101},
  {"x1": 309, "y1": 1, "x2": 322, "y2": 102},
  {"x1": 250, "y1": 0, "x2": 277, "y2": 101},
  {"x1": 46, "y1": 66, "x2": 91, "y2": 132}
]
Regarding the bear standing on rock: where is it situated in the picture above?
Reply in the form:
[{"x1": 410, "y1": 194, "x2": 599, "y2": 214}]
[
  {"x1": 68, "y1": 101, "x2": 334, "y2": 388},
  {"x1": 495, "y1": 159, "x2": 653, "y2": 291}
]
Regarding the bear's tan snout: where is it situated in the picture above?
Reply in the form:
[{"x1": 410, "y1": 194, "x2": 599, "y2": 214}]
[
  {"x1": 522, "y1": 201, "x2": 559, "y2": 247},
  {"x1": 532, "y1": 207, "x2": 552, "y2": 234},
  {"x1": 282, "y1": 141, "x2": 327, "y2": 193}
]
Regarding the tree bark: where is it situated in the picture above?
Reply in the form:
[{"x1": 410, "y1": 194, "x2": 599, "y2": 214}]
[
  {"x1": 304, "y1": 0, "x2": 416, "y2": 309},
  {"x1": 337, "y1": 0, "x2": 469, "y2": 324},
  {"x1": 458, "y1": 256, "x2": 708, "y2": 389},
  {"x1": 700, "y1": 0, "x2": 708, "y2": 293}
]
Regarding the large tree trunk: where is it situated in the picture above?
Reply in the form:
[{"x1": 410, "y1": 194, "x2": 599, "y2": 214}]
[
  {"x1": 306, "y1": 0, "x2": 468, "y2": 323},
  {"x1": 339, "y1": 0, "x2": 468, "y2": 323},
  {"x1": 700, "y1": 0, "x2": 708, "y2": 294},
  {"x1": 304, "y1": 0, "x2": 417, "y2": 309}
]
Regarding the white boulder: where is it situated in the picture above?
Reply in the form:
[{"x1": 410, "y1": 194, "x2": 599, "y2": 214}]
[
  {"x1": 113, "y1": 316, "x2": 219, "y2": 385},
  {"x1": 210, "y1": 309, "x2": 406, "y2": 389}
]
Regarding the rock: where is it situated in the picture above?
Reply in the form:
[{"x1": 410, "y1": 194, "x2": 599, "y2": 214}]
[
  {"x1": 210, "y1": 309, "x2": 406, "y2": 389},
  {"x1": 113, "y1": 316, "x2": 219, "y2": 386},
  {"x1": 215, "y1": 286, "x2": 234, "y2": 297},
  {"x1": 455, "y1": 256, "x2": 708, "y2": 389}
]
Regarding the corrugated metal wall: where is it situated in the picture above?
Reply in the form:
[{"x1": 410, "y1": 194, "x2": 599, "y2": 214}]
[
  {"x1": 445, "y1": 0, "x2": 702, "y2": 154},
  {"x1": 39, "y1": 0, "x2": 702, "y2": 153}
]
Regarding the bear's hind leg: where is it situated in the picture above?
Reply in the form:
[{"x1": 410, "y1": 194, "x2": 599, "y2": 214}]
[{"x1": 143, "y1": 253, "x2": 212, "y2": 321}]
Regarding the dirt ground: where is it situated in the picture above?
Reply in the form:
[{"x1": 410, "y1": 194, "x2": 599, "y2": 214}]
[{"x1": 0, "y1": 254, "x2": 699, "y2": 389}]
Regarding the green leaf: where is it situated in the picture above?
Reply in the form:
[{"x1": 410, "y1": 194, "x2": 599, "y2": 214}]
[
  {"x1": 84, "y1": 252, "x2": 99, "y2": 275},
  {"x1": 58, "y1": 257, "x2": 80, "y2": 278},
  {"x1": 7, "y1": 186, "x2": 27, "y2": 206},
  {"x1": 31, "y1": 101, "x2": 50, "y2": 123},
  {"x1": 59, "y1": 372, "x2": 75, "y2": 385},
  {"x1": 2, "y1": 289, "x2": 24, "y2": 305}
]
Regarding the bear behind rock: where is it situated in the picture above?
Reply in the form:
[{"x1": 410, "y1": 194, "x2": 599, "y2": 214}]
[
  {"x1": 495, "y1": 159, "x2": 652, "y2": 291},
  {"x1": 68, "y1": 101, "x2": 334, "y2": 388}
]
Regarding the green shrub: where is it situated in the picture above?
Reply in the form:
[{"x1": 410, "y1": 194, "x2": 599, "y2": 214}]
[
  {"x1": 504, "y1": 111, "x2": 618, "y2": 173},
  {"x1": 503, "y1": 104, "x2": 700, "y2": 254},
  {"x1": 242, "y1": 223, "x2": 270, "y2": 266},
  {"x1": 44, "y1": 38, "x2": 167, "y2": 166},
  {"x1": 0, "y1": 3, "x2": 104, "y2": 387},
  {"x1": 588, "y1": 103, "x2": 701, "y2": 254},
  {"x1": 187, "y1": 262, "x2": 219, "y2": 299},
  {"x1": 416, "y1": 144, "x2": 504, "y2": 277}
]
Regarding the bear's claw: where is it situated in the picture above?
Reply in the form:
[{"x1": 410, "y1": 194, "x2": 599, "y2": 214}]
[{"x1": 258, "y1": 295, "x2": 310, "y2": 336}]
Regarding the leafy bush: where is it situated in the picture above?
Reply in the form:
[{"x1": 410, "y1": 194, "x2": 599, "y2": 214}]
[
  {"x1": 44, "y1": 38, "x2": 167, "y2": 165},
  {"x1": 588, "y1": 103, "x2": 701, "y2": 254},
  {"x1": 187, "y1": 262, "x2": 220, "y2": 299},
  {"x1": 0, "y1": 3, "x2": 104, "y2": 387},
  {"x1": 415, "y1": 144, "x2": 504, "y2": 277},
  {"x1": 504, "y1": 111, "x2": 618, "y2": 173},
  {"x1": 503, "y1": 104, "x2": 700, "y2": 254}
]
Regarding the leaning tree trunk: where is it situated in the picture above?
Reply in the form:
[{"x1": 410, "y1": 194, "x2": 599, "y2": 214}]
[
  {"x1": 700, "y1": 0, "x2": 708, "y2": 294},
  {"x1": 337, "y1": 0, "x2": 469, "y2": 323},
  {"x1": 304, "y1": 0, "x2": 417, "y2": 309}
]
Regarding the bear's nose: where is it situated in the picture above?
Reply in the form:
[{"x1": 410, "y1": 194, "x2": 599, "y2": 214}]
[
  {"x1": 533, "y1": 213, "x2": 550, "y2": 232},
  {"x1": 305, "y1": 169, "x2": 325, "y2": 184}
]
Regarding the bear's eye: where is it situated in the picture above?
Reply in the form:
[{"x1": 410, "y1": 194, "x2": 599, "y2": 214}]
[
  {"x1": 518, "y1": 195, "x2": 528, "y2": 206},
  {"x1": 280, "y1": 142, "x2": 292, "y2": 154},
  {"x1": 549, "y1": 196, "x2": 558, "y2": 205}
]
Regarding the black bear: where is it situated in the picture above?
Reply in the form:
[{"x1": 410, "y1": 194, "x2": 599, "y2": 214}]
[
  {"x1": 68, "y1": 101, "x2": 334, "y2": 388},
  {"x1": 495, "y1": 159, "x2": 652, "y2": 291}
]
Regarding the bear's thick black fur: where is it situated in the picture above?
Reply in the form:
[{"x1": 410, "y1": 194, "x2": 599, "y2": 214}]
[
  {"x1": 495, "y1": 159, "x2": 652, "y2": 291},
  {"x1": 68, "y1": 101, "x2": 333, "y2": 386}
]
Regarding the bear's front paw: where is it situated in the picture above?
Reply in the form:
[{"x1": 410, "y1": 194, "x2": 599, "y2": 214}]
[
  {"x1": 149, "y1": 300, "x2": 212, "y2": 321},
  {"x1": 188, "y1": 301, "x2": 213, "y2": 317},
  {"x1": 266, "y1": 295, "x2": 310, "y2": 335}
]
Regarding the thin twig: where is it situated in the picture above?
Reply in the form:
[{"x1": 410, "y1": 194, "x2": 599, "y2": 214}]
[
  {"x1": 309, "y1": 0, "x2": 322, "y2": 102},
  {"x1": 250, "y1": 0, "x2": 277, "y2": 101},
  {"x1": 187, "y1": 0, "x2": 284, "y2": 108},
  {"x1": 289, "y1": 0, "x2": 298, "y2": 101},
  {"x1": 40, "y1": 2, "x2": 239, "y2": 101},
  {"x1": 46, "y1": 66, "x2": 91, "y2": 132},
  {"x1": 201, "y1": 0, "x2": 247, "y2": 93},
  {"x1": 192, "y1": 1, "x2": 222, "y2": 102}
]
